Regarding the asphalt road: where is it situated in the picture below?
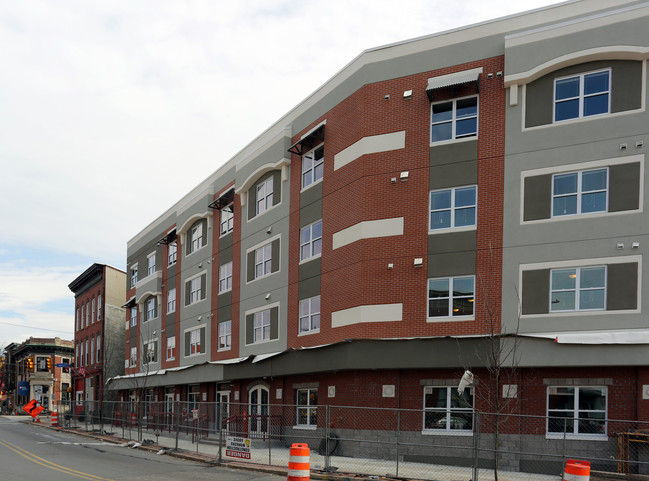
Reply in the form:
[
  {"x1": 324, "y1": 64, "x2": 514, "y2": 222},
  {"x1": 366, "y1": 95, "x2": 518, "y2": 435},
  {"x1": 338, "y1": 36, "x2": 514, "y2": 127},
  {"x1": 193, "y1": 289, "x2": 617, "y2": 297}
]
[{"x1": 0, "y1": 416, "x2": 284, "y2": 481}]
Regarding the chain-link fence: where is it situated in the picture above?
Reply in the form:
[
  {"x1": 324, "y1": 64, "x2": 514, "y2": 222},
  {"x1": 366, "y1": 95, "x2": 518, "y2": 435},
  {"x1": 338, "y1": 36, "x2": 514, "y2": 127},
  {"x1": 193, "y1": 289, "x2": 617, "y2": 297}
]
[{"x1": 51, "y1": 400, "x2": 649, "y2": 480}]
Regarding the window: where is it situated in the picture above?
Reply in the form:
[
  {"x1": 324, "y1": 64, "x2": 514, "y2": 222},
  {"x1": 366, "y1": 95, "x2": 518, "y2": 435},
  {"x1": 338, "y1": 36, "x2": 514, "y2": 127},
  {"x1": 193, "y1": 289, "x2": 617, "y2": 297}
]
[
  {"x1": 96, "y1": 335, "x2": 101, "y2": 363},
  {"x1": 297, "y1": 388, "x2": 318, "y2": 426},
  {"x1": 189, "y1": 277, "x2": 202, "y2": 304},
  {"x1": 145, "y1": 297, "x2": 156, "y2": 321},
  {"x1": 423, "y1": 386, "x2": 473, "y2": 432},
  {"x1": 90, "y1": 336, "x2": 95, "y2": 364},
  {"x1": 254, "y1": 243, "x2": 273, "y2": 279},
  {"x1": 167, "y1": 288, "x2": 176, "y2": 313},
  {"x1": 91, "y1": 298, "x2": 95, "y2": 323},
  {"x1": 36, "y1": 356, "x2": 48, "y2": 372},
  {"x1": 253, "y1": 309, "x2": 271, "y2": 343},
  {"x1": 190, "y1": 223, "x2": 203, "y2": 253},
  {"x1": 431, "y1": 96, "x2": 478, "y2": 143},
  {"x1": 166, "y1": 336, "x2": 176, "y2": 360},
  {"x1": 97, "y1": 294, "x2": 101, "y2": 320},
  {"x1": 302, "y1": 145, "x2": 324, "y2": 189},
  {"x1": 189, "y1": 329, "x2": 201, "y2": 355},
  {"x1": 130, "y1": 264, "x2": 138, "y2": 287},
  {"x1": 86, "y1": 302, "x2": 90, "y2": 327},
  {"x1": 429, "y1": 186, "x2": 477, "y2": 231},
  {"x1": 218, "y1": 321, "x2": 231, "y2": 350},
  {"x1": 219, "y1": 262, "x2": 233, "y2": 293},
  {"x1": 300, "y1": 220, "x2": 322, "y2": 261},
  {"x1": 550, "y1": 266, "x2": 606, "y2": 312},
  {"x1": 147, "y1": 252, "x2": 156, "y2": 276},
  {"x1": 130, "y1": 347, "x2": 137, "y2": 367},
  {"x1": 428, "y1": 276, "x2": 475, "y2": 318},
  {"x1": 76, "y1": 307, "x2": 80, "y2": 331},
  {"x1": 256, "y1": 177, "x2": 274, "y2": 215},
  {"x1": 81, "y1": 305, "x2": 85, "y2": 328},
  {"x1": 145, "y1": 341, "x2": 157, "y2": 364},
  {"x1": 547, "y1": 386, "x2": 607, "y2": 436},
  {"x1": 299, "y1": 296, "x2": 320, "y2": 334},
  {"x1": 554, "y1": 69, "x2": 610, "y2": 122},
  {"x1": 130, "y1": 307, "x2": 137, "y2": 327},
  {"x1": 553, "y1": 169, "x2": 607, "y2": 217},
  {"x1": 220, "y1": 207, "x2": 234, "y2": 236},
  {"x1": 168, "y1": 242, "x2": 177, "y2": 265}
]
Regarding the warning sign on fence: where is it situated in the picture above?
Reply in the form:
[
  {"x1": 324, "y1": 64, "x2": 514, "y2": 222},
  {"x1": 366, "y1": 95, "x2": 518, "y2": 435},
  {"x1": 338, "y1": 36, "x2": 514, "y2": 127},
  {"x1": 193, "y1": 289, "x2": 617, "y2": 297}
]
[{"x1": 225, "y1": 436, "x2": 251, "y2": 459}]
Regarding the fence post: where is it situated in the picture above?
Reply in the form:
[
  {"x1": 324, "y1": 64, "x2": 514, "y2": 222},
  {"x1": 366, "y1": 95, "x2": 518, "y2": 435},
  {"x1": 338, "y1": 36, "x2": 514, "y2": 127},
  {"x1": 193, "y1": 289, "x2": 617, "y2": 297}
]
[
  {"x1": 218, "y1": 401, "x2": 223, "y2": 463},
  {"x1": 175, "y1": 399, "x2": 180, "y2": 451},
  {"x1": 473, "y1": 411, "x2": 481, "y2": 481},
  {"x1": 395, "y1": 409, "x2": 401, "y2": 478},
  {"x1": 324, "y1": 405, "x2": 330, "y2": 472}
]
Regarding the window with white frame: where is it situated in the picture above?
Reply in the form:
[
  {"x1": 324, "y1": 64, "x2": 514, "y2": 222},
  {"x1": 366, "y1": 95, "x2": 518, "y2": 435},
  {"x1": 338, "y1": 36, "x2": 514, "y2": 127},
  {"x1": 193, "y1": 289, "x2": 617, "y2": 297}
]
[
  {"x1": 550, "y1": 266, "x2": 606, "y2": 312},
  {"x1": 130, "y1": 264, "x2": 138, "y2": 287},
  {"x1": 147, "y1": 252, "x2": 156, "y2": 276},
  {"x1": 547, "y1": 386, "x2": 607, "y2": 436},
  {"x1": 96, "y1": 335, "x2": 101, "y2": 363},
  {"x1": 76, "y1": 307, "x2": 80, "y2": 331},
  {"x1": 189, "y1": 276, "x2": 202, "y2": 304},
  {"x1": 302, "y1": 145, "x2": 324, "y2": 189},
  {"x1": 254, "y1": 243, "x2": 273, "y2": 279},
  {"x1": 431, "y1": 96, "x2": 478, "y2": 143},
  {"x1": 218, "y1": 320, "x2": 231, "y2": 350},
  {"x1": 429, "y1": 186, "x2": 477, "y2": 231},
  {"x1": 423, "y1": 386, "x2": 474, "y2": 432},
  {"x1": 166, "y1": 336, "x2": 176, "y2": 360},
  {"x1": 145, "y1": 341, "x2": 157, "y2": 364},
  {"x1": 81, "y1": 305, "x2": 85, "y2": 328},
  {"x1": 190, "y1": 223, "x2": 203, "y2": 253},
  {"x1": 300, "y1": 220, "x2": 322, "y2": 261},
  {"x1": 256, "y1": 177, "x2": 274, "y2": 215},
  {"x1": 253, "y1": 309, "x2": 271, "y2": 343},
  {"x1": 90, "y1": 337, "x2": 94, "y2": 364},
  {"x1": 145, "y1": 297, "x2": 156, "y2": 321},
  {"x1": 97, "y1": 294, "x2": 101, "y2": 320},
  {"x1": 428, "y1": 276, "x2": 475, "y2": 318},
  {"x1": 130, "y1": 347, "x2": 137, "y2": 367},
  {"x1": 299, "y1": 296, "x2": 320, "y2": 334},
  {"x1": 220, "y1": 207, "x2": 234, "y2": 236},
  {"x1": 552, "y1": 168, "x2": 607, "y2": 217},
  {"x1": 86, "y1": 302, "x2": 90, "y2": 327},
  {"x1": 167, "y1": 288, "x2": 176, "y2": 313},
  {"x1": 189, "y1": 329, "x2": 201, "y2": 355},
  {"x1": 219, "y1": 262, "x2": 233, "y2": 293},
  {"x1": 554, "y1": 69, "x2": 610, "y2": 122},
  {"x1": 297, "y1": 388, "x2": 318, "y2": 426},
  {"x1": 168, "y1": 241, "x2": 177, "y2": 265},
  {"x1": 130, "y1": 307, "x2": 137, "y2": 327},
  {"x1": 91, "y1": 298, "x2": 95, "y2": 323}
]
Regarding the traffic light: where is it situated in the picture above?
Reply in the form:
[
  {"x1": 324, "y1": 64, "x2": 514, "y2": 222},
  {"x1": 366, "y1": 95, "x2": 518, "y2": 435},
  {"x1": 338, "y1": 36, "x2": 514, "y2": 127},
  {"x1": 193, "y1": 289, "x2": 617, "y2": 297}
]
[
  {"x1": 26, "y1": 357, "x2": 34, "y2": 371},
  {"x1": 46, "y1": 358, "x2": 52, "y2": 370}
]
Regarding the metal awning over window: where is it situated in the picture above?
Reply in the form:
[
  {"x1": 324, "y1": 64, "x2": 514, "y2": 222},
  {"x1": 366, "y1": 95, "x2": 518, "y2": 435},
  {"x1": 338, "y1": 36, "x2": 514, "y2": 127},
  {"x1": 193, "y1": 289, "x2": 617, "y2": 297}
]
[
  {"x1": 208, "y1": 188, "x2": 234, "y2": 211},
  {"x1": 426, "y1": 68, "x2": 482, "y2": 102},
  {"x1": 288, "y1": 123, "x2": 325, "y2": 156},
  {"x1": 122, "y1": 296, "x2": 136, "y2": 308},
  {"x1": 157, "y1": 229, "x2": 177, "y2": 246}
]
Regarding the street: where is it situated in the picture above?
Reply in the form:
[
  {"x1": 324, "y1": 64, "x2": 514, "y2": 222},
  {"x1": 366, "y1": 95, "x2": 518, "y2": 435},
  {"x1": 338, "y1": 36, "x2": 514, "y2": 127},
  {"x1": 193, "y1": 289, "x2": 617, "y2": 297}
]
[{"x1": 0, "y1": 416, "x2": 284, "y2": 481}]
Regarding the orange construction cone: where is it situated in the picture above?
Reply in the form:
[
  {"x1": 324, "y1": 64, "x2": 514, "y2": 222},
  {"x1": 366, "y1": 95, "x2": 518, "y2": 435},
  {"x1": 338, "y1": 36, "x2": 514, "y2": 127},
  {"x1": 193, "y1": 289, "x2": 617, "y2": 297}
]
[{"x1": 287, "y1": 443, "x2": 310, "y2": 481}]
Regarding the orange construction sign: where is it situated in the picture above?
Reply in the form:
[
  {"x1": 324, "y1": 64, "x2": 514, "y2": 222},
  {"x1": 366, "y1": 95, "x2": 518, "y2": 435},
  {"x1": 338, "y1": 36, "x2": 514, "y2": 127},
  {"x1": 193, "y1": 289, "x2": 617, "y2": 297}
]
[{"x1": 23, "y1": 399, "x2": 45, "y2": 418}]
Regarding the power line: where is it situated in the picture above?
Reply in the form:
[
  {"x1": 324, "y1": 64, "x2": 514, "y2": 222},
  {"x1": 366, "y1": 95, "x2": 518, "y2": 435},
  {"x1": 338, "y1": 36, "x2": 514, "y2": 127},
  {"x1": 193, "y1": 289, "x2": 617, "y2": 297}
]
[{"x1": 0, "y1": 320, "x2": 72, "y2": 335}]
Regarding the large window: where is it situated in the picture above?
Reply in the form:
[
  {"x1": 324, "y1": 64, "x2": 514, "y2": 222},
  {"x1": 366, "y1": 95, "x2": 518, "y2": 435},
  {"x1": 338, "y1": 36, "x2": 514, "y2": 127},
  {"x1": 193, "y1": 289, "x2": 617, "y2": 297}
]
[
  {"x1": 302, "y1": 145, "x2": 324, "y2": 189},
  {"x1": 428, "y1": 276, "x2": 475, "y2": 318},
  {"x1": 423, "y1": 386, "x2": 473, "y2": 432},
  {"x1": 189, "y1": 329, "x2": 201, "y2": 355},
  {"x1": 220, "y1": 207, "x2": 234, "y2": 236},
  {"x1": 297, "y1": 388, "x2": 318, "y2": 426},
  {"x1": 129, "y1": 347, "x2": 137, "y2": 367},
  {"x1": 550, "y1": 266, "x2": 606, "y2": 312},
  {"x1": 97, "y1": 294, "x2": 101, "y2": 320},
  {"x1": 256, "y1": 177, "x2": 274, "y2": 215},
  {"x1": 167, "y1": 288, "x2": 176, "y2": 313},
  {"x1": 130, "y1": 307, "x2": 137, "y2": 327},
  {"x1": 91, "y1": 298, "x2": 95, "y2": 323},
  {"x1": 254, "y1": 243, "x2": 273, "y2": 279},
  {"x1": 145, "y1": 341, "x2": 157, "y2": 364},
  {"x1": 547, "y1": 386, "x2": 607, "y2": 436},
  {"x1": 168, "y1": 242, "x2": 177, "y2": 265},
  {"x1": 299, "y1": 296, "x2": 320, "y2": 334},
  {"x1": 219, "y1": 262, "x2": 233, "y2": 293},
  {"x1": 253, "y1": 309, "x2": 271, "y2": 343},
  {"x1": 431, "y1": 96, "x2": 478, "y2": 143},
  {"x1": 147, "y1": 252, "x2": 156, "y2": 276},
  {"x1": 300, "y1": 220, "x2": 322, "y2": 261},
  {"x1": 188, "y1": 276, "x2": 203, "y2": 305},
  {"x1": 218, "y1": 320, "x2": 232, "y2": 351},
  {"x1": 554, "y1": 69, "x2": 610, "y2": 122},
  {"x1": 553, "y1": 169, "x2": 607, "y2": 217},
  {"x1": 130, "y1": 264, "x2": 138, "y2": 287},
  {"x1": 145, "y1": 298, "x2": 156, "y2": 321},
  {"x1": 166, "y1": 336, "x2": 176, "y2": 360},
  {"x1": 190, "y1": 222, "x2": 204, "y2": 253},
  {"x1": 430, "y1": 186, "x2": 477, "y2": 231}
]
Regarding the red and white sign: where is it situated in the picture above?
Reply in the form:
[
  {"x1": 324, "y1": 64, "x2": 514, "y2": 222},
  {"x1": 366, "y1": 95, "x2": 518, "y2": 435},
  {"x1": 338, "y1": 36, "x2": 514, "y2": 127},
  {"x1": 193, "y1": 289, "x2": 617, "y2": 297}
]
[{"x1": 226, "y1": 436, "x2": 251, "y2": 459}]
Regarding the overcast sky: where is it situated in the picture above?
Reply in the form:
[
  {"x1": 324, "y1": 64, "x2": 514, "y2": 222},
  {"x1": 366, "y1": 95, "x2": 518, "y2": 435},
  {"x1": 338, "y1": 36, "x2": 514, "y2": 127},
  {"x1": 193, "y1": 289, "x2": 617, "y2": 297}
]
[{"x1": 0, "y1": 0, "x2": 563, "y2": 348}]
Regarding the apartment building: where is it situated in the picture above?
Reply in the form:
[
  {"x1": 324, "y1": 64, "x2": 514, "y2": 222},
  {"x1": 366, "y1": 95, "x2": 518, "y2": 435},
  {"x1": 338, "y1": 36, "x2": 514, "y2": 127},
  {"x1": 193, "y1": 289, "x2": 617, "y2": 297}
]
[
  {"x1": 69, "y1": 263, "x2": 126, "y2": 413},
  {"x1": 109, "y1": 0, "x2": 649, "y2": 472}
]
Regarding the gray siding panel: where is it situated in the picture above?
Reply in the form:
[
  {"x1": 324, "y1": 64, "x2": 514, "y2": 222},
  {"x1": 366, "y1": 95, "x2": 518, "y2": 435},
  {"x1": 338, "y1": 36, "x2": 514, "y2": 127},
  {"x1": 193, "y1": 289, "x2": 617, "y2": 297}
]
[
  {"x1": 246, "y1": 314, "x2": 253, "y2": 344},
  {"x1": 523, "y1": 174, "x2": 552, "y2": 221},
  {"x1": 271, "y1": 239, "x2": 280, "y2": 273},
  {"x1": 300, "y1": 198, "x2": 323, "y2": 227},
  {"x1": 270, "y1": 307, "x2": 279, "y2": 340},
  {"x1": 609, "y1": 162, "x2": 640, "y2": 213},
  {"x1": 607, "y1": 263, "x2": 638, "y2": 310},
  {"x1": 246, "y1": 250, "x2": 255, "y2": 282},
  {"x1": 522, "y1": 269, "x2": 550, "y2": 315}
]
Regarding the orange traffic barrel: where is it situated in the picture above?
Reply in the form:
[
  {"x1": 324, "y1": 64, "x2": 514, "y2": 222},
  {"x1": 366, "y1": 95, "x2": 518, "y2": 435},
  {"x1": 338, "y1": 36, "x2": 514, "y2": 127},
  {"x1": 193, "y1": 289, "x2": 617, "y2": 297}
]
[
  {"x1": 131, "y1": 412, "x2": 137, "y2": 425},
  {"x1": 564, "y1": 459, "x2": 590, "y2": 481},
  {"x1": 51, "y1": 411, "x2": 58, "y2": 426},
  {"x1": 287, "y1": 443, "x2": 310, "y2": 481}
]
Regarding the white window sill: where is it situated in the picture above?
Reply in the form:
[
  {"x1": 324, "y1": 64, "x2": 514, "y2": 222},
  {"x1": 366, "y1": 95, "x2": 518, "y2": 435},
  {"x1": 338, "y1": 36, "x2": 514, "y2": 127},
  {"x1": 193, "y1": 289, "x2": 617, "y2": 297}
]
[
  {"x1": 218, "y1": 289, "x2": 232, "y2": 295},
  {"x1": 218, "y1": 347, "x2": 232, "y2": 352},
  {"x1": 293, "y1": 425, "x2": 317, "y2": 430},
  {"x1": 422, "y1": 430, "x2": 473, "y2": 436},
  {"x1": 301, "y1": 178, "x2": 323, "y2": 193},
  {"x1": 429, "y1": 135, "x2": 478, "y2": 147},
  {"x1": 545, "y1": 433, "x2": 607, "y2": 441},
  {"x1": 298, "y1": 330, "x2": 320, "y2": 337},
  {"x1": 427, "y1": 316, "x2": 475, "y2": 323},
  {"x1": 299, "y1": 254, "x2": 322, "y2": 265},
  {"x1": 428, "y1": 225, "x2": 476, "y2": 235}
]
